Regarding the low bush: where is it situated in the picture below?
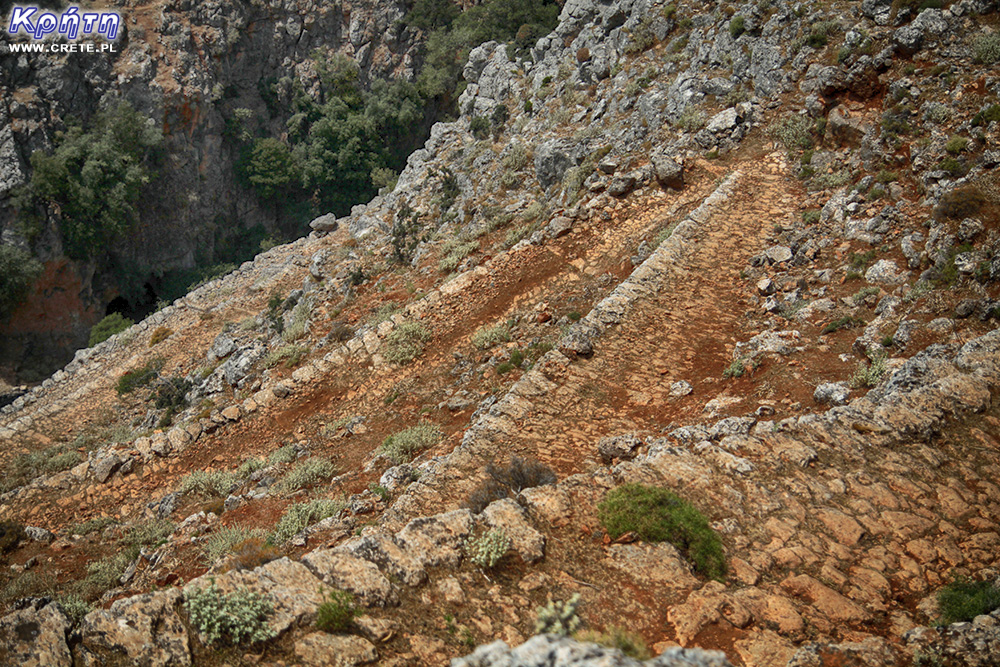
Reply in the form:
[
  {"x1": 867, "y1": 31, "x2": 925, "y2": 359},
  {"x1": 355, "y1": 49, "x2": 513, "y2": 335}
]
[
  {"x1": 945, "y1": 135, "x2": 970, "y2": 155},
  {"x1": 937, "y1": 577, "x2": 1000, "y2": 624},
  {"x1": 316, "y1": 588, "x2": 361, "y2": 633},
  {"x1": 598, "y1": 483, "x2": 726, "y2": 580},
  {"x1": 849, "y1": 353, "x2": 888, "y2": 388},
  {"x1": 380, "y1": 422, "x2": 442, "y2": 464},
  {"x1": 270, "y1": 498, "x2": 345, "y2": 545},
  {"x1": 275, "y1": 458, "x2": 336, "y2": 492},
  {"x1": 203, "y1": 526, "x2": 267, "y2": 563},
  {"x1": 220, "y1": 537, "x2": 281, "y2": 573},
  {"x1": 56, "y1": 594, "x2": 93, "y2": 626},
  {"x1": 383, "y1": 322, "x2": 431, "y2": 364},
  {"x1": 116, "y1": 357, "x2": 165, "y2": 395},
  {"x1": 722, "y1": 357, "x2": 747, "y2": 379},
  {"x1": 184, "y1": 580, "x2": 277, "y2": 645},
  {"x1": 729, "y1": 15, "x2": 745, "y2": 38},
  {"x1": 770, "y1": 115, "x2": 814, "y2": 152},
  {"x1": 72, "y1": 516, "x2": 118, "y2": 536},
  {"x1": 149, "y1": 326, "x2": 173, "y2": 346},
  {"x1": 471, "y1": 322, "x2": 510, "y2": 349},
  {"x1": 934, "y1": 185, "x2": 986, "y2": 221},
  {"x1": 470, "y1": 116, "x2": 490, "y2": 140},
  {"x1": 464, "y1": 528, "x2": 511, "y2": 569},
  {"x1": 438, "y1": 239, "x2": 478, "y2": 272},
  {"x1": 88, "y1": 313, "x2": 133, "y2": 347},
  {"x1": 178, "y1": 470, "x2": 238, "y2": 498},
  {"x1": 821, "y1": 316, "x2": 866, "y2": 334},
  {"x1": 972, "y1": 32, "x2": 1000, "y2": 64},
  {"x1": 852, "y1": 286, "x2": 881, "y2": 306},
  {"x1": 264, "y1": 343, "x2": 308, "y2": 369},
  {"x1": 576, "y1": 626, "x2": 651, "y2": 660},
  {"x1": 268, "y1": 444, "x2": 298, "y2": 465},
  {"x1": 535, "y1": 594, "x2": 582, "y2": 636},
  {"x1": 972, "y1": 104, "x2": 1000, "y2": 127}
]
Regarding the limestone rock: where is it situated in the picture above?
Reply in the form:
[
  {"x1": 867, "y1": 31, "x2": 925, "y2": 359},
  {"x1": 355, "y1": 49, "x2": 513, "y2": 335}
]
[
  {"x1": 79, "y1": 589, "x2": 190, "y2": 667},
  {"x1": 396, "y1": 509, "x2": 474, "y2": 568},
  {"x1": 481, "y1": 498, "x2": 545, "y2": 563},
  {"x1": 0, "y1": 602, "x2": 72, "y2": 667},
  {"x1": 294, "y1": 633, "x2": 377, "y2": 666},
  {"x1": 301, "y1": 550, "x2": 398, "y2": 607}
]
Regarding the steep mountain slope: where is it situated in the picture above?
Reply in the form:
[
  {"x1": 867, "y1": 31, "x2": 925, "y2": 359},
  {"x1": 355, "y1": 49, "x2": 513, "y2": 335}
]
[{"x1": 2, "y1": 0, "x2": 1000, "y2": 665}]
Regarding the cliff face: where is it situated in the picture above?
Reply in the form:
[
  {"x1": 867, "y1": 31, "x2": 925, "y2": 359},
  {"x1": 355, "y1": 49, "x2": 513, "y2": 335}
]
[
  {"x1": 1, "y1": 0, "x2": 1000, "y2": 665},
  {"x1": 0, "y1": 0, "x2": 421, "y2": 381}
]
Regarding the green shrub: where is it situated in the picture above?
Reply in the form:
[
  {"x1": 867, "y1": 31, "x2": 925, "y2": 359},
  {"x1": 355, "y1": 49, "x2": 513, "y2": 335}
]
[
  {"x1": 316, "y1": 588, "x2": 361, "y2": 633},
  {"x1": 770, "y1": 115, "x2": 814, "y2": 151},
  {"x1": 14, "y1": 101, "x2": 163, "y2": 260},
  {"x1": 945, "y1": 135, "x2": 970, "y2": 155},
  {"x1": 184, "y1": 580, "x2": 277, "y2": 645},
  {"x1": 934, "y1": 185, "x2": 986, "y2": 221},
  {"x1": 937, "y1": 577, "x2": 1000, "y2": 624},
  {"x1": 0, "y1": 443, "x2": 84, "y2": 493},
  {"x1": 236, "y1": 458, "x2": 267, "y2": 479},
  {"x1": 849, "y1": 250, "x2": 876, "y2": 270},
  {"x1": 821, "y1": 316, "x2": 865, "y2": 334},
  {"x1": 465, "y1": 456, "x2": 556, "y2": 513},
  {"x1": 88, "y1": 312, "x2": 133, "y2": 347},
  {"x1": 269, "y1": 498, "x2": 345, "y2": 545},
  {"x1": 535, "y1": 594, "x2": 582, "y2": 636},
  {"x1": 383, "y1": 322, "x2": 431, "y2": 364},
  {"x1": 676, "y1": 107, "x2": 706, "y2": 132},
  {"x1": 576, "y1": 626, "x2": 651, "y2": 660},
  {"x1": 268, "y1": 445, "x2": 298, "y2": 465},
  {"x1": 722, "y1": 357, "x2": 746, "y2": 379},
  {"x1": 0, "y1": 521, "x2": 25, "y2": 554},
  {"x1": 598, "y1": 483, "x2": 726, "y2": 580},
  {"x1": 86, "y1": 551, "x2": 134, "y2": 591},
  {"x1": 282, "y1": 298, "x2": 311, "y2": 342},
  {"x1": 972, "y1": 105, "x2": 1000, "y2": 127},
  {"x1": 471, "y1": 322, "x2": 510, "y2": 349},
  {"x1": 276, "y1": 458, "x2": 337, "y2": 492},
  {"x1": 72, "y1": 516, "x2": 118, "y2": 536},
  {"x1": 438, "y1": 239, "x2": 478, "y2": 272},
  {"x1": 849, "y1": 353, "x2": 888, "y2": 388},
  {"x1": 179, "y1": 470, "x2": 238, "y2": 498},
  {"x1": 380, "y1": 422, "x2": 442, "y2": 464},
  {"x1": 56, "y1": 594, "x2": 93, "y2": 626},
  {"x1": 501, "y1": 144, "x2": 531, "y2": 171},
  {"x1": 149, "y1": 326, "x2": 172, "y2": 346},
  {"x1": 802, "y1": 210, "x2": 821, "y2": 224},
  {"x1": 203, "y1": 526, "x2": 267, "y2": 563},
  {"x1": 972, "y1": 32, "x2": 1000, "y2": 65},
  {"x1": 126, "y1": 519, "x2": 175, "y2": 549},
  {"x1": 115, "y1": 357, "x2": 164, "y2": 395},
  {"x1": 264, "y1": 343, "x2": 308, "y2": 369},
  {"x1": 852, "y1": 286, "x2": 881, "y2": 306},
  {"x1": 0, "y1": 244, "x2": 43, "y2": 321},
  {"x1": 470, "y1": 116, "x2": 490, "y2": 140},
  {"x1": 729, "y1": 15, "x2": 745, "y2": 39},
  {"x1": 464, "y1": 528, "x2": 511, "y2": 569}
]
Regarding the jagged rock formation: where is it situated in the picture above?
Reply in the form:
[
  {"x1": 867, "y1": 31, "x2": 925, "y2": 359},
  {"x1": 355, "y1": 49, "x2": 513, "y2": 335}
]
[{"x1": 1, "y1": 0, "x2": 1000, "y2": 664}]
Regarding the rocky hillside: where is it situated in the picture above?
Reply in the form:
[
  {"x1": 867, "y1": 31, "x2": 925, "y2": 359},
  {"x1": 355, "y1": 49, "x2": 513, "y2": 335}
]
[
  {"x1": 0, "y1": 0, "x2": 422, "y2": 380},
  {"x1": 2, "y1": 0, "x2": 1000, "y2": 665}
]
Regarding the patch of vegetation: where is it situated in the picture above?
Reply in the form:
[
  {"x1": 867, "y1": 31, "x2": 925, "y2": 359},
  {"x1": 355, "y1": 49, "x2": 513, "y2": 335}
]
[
  {"x1": 316, "y1": 588, "x2": 361, "y2": 633},
  {"x1": 184, "y1": 580, "x2": 277, "y2": 645},
  {"x1": 972, "y1": 104, "x2": 1000, "y2": 127},
  {"x1": 465, "y1": 456, "x2": 557, "y2": 513},
  {"x1": 598, "y1": 483, "x2": 727, "y2": 580},
  {"x1": 676, "y1": 107, "x2": 707, "y2": 132},
  {"x1": 802, "y1": 210, "x2": 821, "y2": 224},
  {"x1": 904, "y1": 280, "x2": 934, "y2": 302},
  {"x1": 275, "y1": 458, "x2": 337, "y2": 492},
  {"x1": 115, "y1": 357, "x2": 164, "y2": 395},
  {"x1": 464, "y1": 528, "x2": 511, "y2": 569},
  {"x1": 723, "y1": 356, "x2": 747, "y2": 379},
  {"x1": 380, "y1": 422, "x2": 442, "y2": 464},
  {"x1": 203, "y1": 526, "x2": 268, "y2": 564},
  {"x1": 972, "y1": 32, "x2": 1000, "y2": 65},
  {"x1": 219, "y1": 537, "x2": 282, "y2": 573},
  {"x1": 934, "y1": 185, "x2": 986, "y2": 221},
  {"x1": 269, "y1": 498, "x2": 345, "y2": 545},
  {"x1": 88, "y1": 312, "x2": 134, "y2": 347},
  {"x1": 282, "y1": 298, "x2": 311, "y2": 342},
  {"x1": 471, "y1": 322, "x2": 511, "y2": 349},
  {"x1": 438, "y1": 238, "x2": 478, "y2": 272},
  {"x1": 625, "y1": 15, "x2": 657, "y2": 53},
  {"x1": 149, "y1": 326, "x2": 172, "y2": 346},
  {"x1": 0, "y1": 444, "x2": 83, "y2": 493},
  {"x1": 264, "y1": 343, "x2": 308, "y2": 369},
  {"x1": 72, "y1": 516, "x2": 118, "y2": 536},
  {"x1": 178, "y1": 470, "x2": 238, "y2": 499},
  {"x1": 236, "y1": 458, "x2": 267, "y2": 479},
  {"x1": 937, "y1": 157, "x2": 968, "y2": 178},
  {"x1": 154, "y1": 375, "x2": 192, "y2": 427},
  {"x1": 937, "y1": 577, "x2": 1000, "y2": 624},
  {"x1": 535, "y1": 594, "x2": 582, "y2": 636},
  {"x1": 383, "y1": 322, "x2": 432, "y2": 364},
  {"x1": 729, "y1": 15, "x2": 745, "y2": 38},
  {"x1": 945, "y1": 135, "x2": 970, "y2": 155},
  {"x1": 268, "y1": 444, "x2": 298, "y2": 465},
  {"x1": 849, "y1": 250, "x2": 876, "y2": 270},
  {"x1": 0, "y1": 521, "x2": 25, "y2": 554},
  {"x1": 852, "y1": 286, "x2": 881, "y2": 306},
  {"x1": 469, "y1": 116, "x2": 491, "y2": 140},
  {"x1": 849, "y1": 352, "x2": 888, "y2": 389},
  {"x1": 822, "y1": 316, "x2": 866, "y2": 334},
  {"x1": 0, "y1": 247, "x2": 42, "y2": 319},
  {"x1": 770, "y1": 114, "x2": 814, "y2": 152},
  {"x1": 13, "y1": 101, "x2": 163, "y2": 260},
  {"x1": 576, "y1": 626, "x2": 652, "y2": 660},
  {"x1": 56, "y1": 594, "x2": 94, "y2": 627}
]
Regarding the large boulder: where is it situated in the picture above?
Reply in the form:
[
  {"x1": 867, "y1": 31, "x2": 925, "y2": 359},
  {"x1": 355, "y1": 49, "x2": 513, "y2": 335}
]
[
  {"x1": 79, "y1": 589, "x2": 190, "y2": 666},
  {"x1": 0, "y1": 602, "x2": 72, "y2": 667}
]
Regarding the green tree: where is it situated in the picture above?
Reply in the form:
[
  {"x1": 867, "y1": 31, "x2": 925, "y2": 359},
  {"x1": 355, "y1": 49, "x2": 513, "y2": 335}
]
[
  {"x1": 18, "y1": 101, "x2": 163, "y2": 260},
  {"x1": 0, "y1": 245, "x2": 43, "y2": 320},
  {"x1": 242, "y1": 138, "x2": 299, "y2": 200}
]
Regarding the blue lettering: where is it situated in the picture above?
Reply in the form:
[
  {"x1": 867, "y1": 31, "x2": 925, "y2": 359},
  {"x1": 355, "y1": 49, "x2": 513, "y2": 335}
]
[
  {"x1": 81, "y1": 12, "x2": 98, "y2": 33},
  {"x1": 32, "y1": 12, "x2": 57, "y2": 39},
  {"x1": 97, "y1": 12, "x2": 120, "y2": 40},
  {"x1": 58, "y1": 6, "x2": 80, "y2": 39},
  {"x1": 7, "y1": 7, "x2": 37, "y2": 34}
]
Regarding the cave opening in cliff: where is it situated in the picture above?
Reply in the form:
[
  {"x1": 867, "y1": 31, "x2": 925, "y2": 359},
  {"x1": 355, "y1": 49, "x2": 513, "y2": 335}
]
[{"x1": 105, "y1": 283, "x2": 158, "y2": 323}]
